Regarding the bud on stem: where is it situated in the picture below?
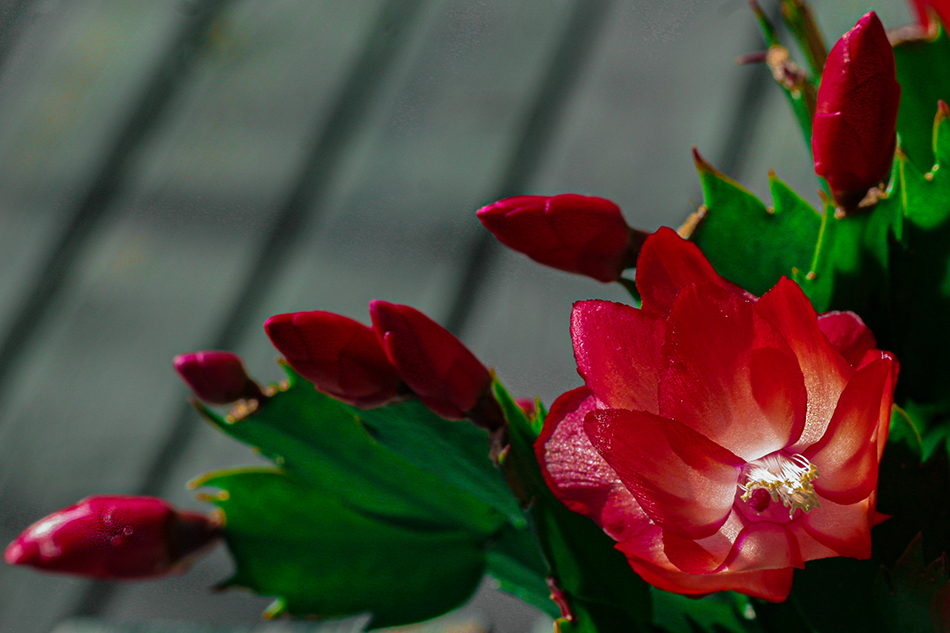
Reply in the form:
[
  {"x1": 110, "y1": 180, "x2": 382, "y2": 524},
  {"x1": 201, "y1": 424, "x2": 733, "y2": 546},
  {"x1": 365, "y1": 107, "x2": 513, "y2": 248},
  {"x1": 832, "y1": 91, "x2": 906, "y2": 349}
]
[{"x1": 5, "y1": 496, "x2": 221, "y2": 579}]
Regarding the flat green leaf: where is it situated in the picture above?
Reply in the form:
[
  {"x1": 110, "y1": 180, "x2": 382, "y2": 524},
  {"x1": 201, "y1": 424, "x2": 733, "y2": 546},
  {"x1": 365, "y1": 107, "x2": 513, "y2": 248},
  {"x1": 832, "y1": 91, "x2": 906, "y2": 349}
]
[
  {"x1": 485, "y1": 523, "x2": 560, "y2": 618},
  {"x1": 894, "y1": 29, "x2": 950, "y2": 173},
  {"x1": 874, "y1": 533, "x2": 950, "y2": 633},
  {"x1": 195, "y1": 363, "x2": 505, "y2": 534},
  {"x1": 195, "y1": 468, "x2": 486, "y2": 628},
  {"x1": 651, "y1": 590, "x2": 760, "y2": 633},
  {"x1": 885, "y1": 116, "x2": 950, "y2": 411},
  {"x1": 690, "y1": 157, "x2": 820, "y2": 297},
  {"x1": 355, "y1": 397, "x2": 525, "y2": 527}
]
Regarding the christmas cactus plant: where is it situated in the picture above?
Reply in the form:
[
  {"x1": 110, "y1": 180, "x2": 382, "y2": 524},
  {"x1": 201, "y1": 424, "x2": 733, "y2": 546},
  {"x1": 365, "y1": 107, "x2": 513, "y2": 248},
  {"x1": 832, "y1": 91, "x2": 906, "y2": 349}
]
[{"x1": 9, "y1": 1, "x2": 950, "y2": 632}]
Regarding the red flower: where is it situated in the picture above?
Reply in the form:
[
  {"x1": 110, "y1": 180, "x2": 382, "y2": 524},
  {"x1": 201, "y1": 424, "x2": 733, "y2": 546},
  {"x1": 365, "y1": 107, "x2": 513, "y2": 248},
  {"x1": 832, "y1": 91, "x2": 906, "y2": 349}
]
[
  {"x1": 812, "y1": 12, "x2": 901, "y2": 212},
  {"x1": 476, "y1": 194, "x2": 646, "y2": 283},
  {"x1": 265, "y1": 311, "x2": 404, "y2": 408},
  {"x1": 4, "y1": 496, "x2": 220, "y2": 579},
  {"x1": 909, "y1": 0, "x2": 950, "y2": 33},
  {"x1": 536, "y1": 228, "x2": 897, "y2": 601},
  {"x1": 369, "y1": 301, "x2": 492, "y2": 422},
  {"x1": 174, "y1": 351, "x2": 262, "y2": 405}
]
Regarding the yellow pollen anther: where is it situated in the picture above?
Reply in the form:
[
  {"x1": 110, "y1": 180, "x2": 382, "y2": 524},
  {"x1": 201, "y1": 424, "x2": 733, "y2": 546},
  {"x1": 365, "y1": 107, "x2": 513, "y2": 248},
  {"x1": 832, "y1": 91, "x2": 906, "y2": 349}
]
[{"x1": 739, "y1": 453, "x2": 820, "y2": 518}]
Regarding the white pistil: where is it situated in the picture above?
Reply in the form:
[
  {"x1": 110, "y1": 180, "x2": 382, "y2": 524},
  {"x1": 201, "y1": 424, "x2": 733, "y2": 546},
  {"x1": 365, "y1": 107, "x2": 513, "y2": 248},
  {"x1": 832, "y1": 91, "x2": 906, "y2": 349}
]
[{"x1": 739, "y1": 453, "x2": 820, "y2": 518}]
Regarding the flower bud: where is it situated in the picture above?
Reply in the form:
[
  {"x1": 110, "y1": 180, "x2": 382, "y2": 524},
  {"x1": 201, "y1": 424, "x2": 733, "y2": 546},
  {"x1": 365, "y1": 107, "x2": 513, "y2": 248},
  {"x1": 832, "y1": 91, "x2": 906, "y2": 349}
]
[
  {"x1": 369, "y1": 301, "x2": 491, "y2": 421},
  {"x1": 812, "y1": 12, "x2": 901, "y2": 213},
  {"x1": 174, "y1": 351, "x2": 263, "y2": 405},
  {"x1": 264, "y1": 311, "x2": 404, "y2": 408},
  {"x1": 4, "y1": 496, "x2": 220, "y2": 579},
  {"x1": 476, "y1": 194, "x2": 646, "y2": 283}
]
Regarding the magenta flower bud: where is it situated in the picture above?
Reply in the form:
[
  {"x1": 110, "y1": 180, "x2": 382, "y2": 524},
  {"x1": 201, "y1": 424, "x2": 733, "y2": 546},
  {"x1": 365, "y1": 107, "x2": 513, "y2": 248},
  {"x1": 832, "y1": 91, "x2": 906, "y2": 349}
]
[
  {"x1": 812, "y1": 12, "x2": 901, "y2": 212},
  {"x1": 264, "y1": 311, "x2": 404, "y2": 408},
  {"x1": 369, "y1": 301, "x2": 491, "y2": 421},
  {"x1": 174, "y1": 351, "x2": 262, "y2": 405},
  {"x1": 4, "y1": 496, "x2": 220, "y2": 579},
  {"x1": 476, "y1": 194, "x2": 645, "y2": 283}
]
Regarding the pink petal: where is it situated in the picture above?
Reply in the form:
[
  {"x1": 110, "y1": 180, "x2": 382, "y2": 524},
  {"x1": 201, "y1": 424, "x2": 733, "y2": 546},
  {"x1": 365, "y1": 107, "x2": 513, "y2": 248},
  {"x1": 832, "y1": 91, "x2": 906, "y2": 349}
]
[
  {"x1": 635, "y1": 227, "x2": 750, "y2": 317},
  {"x1": 534, "y1": 388, "x2": 646, "y2": 540},
  {"x1": 570, "y1": 300, "x2": 665, "y2": 413},
  {"x1": 661, "y1": 510, "x2": 743, "y2": 574},
  {"x1": 585, "y1": 408, "x2": 743, "y2": 540},
  {"x1": 802, "y1": 496, "x2": 873, "y2": 559},
  {"x1": 786, "y1": 519, "x2": 840, "y2": 563},
  {"x1": 659, "y1": 282, "x2": 806, "y2": 461},
  {"x1": 803, "y1": 356, "x2": 895, "y2": 504},
  {"x1": 717, "y1": 522, "x2": 804, "y2": 572},
  {"x1": 625, "y1": 553, "x2": 795, "y2": 601},
  {"x1": 817, "y1": 311, "x2": 878, "y2": 368},
  {"x1": 754, "y1": 277, "x2": 853, "y2": 449}
]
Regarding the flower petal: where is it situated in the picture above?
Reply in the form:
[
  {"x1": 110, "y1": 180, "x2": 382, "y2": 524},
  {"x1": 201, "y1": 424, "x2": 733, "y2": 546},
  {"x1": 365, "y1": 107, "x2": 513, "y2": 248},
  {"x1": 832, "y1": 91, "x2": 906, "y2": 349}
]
[
  {"x1": 802, "y1": 496, "x2": 873, "y2": 559},
  {"x1": 571, "y1": 300, "x2": 665, "y2": 412},
  {"x1": 817, "y1": 311, "x2": 878, "y2": 369},
  {"x1": 662, "y1": 510, "x2": 743, "y2": 574},
  {"x1": 535, "y1": 387, "x2": 645, "y2": 540},
  {"x1": 635, "y1": 227, "x2": 749, "y2": 317},
  {"x1": 624, "y1": 553, "x2": 794, "y2": 601},
  {"x1": 803, "y1": 356, "x2": 896, "y2": 504},
  {"x1": 585, "y1": 408, "x2": 743, "y2": 540},
  {"x1": 754, "y1": 277, "x2": 854, "y2": 449},
  {"x1": 659, "y1": 282, "x2": 806, "y2": 461},
  {"x1": 718, "y1": 522, "x2": 804, "y2": 572}
]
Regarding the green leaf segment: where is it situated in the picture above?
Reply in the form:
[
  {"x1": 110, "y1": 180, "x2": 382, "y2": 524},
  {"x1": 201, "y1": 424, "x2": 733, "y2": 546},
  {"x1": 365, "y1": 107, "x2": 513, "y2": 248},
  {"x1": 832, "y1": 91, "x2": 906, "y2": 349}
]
[{"x1": 191, "y1": 363, "x2": 533, "y2": 627}]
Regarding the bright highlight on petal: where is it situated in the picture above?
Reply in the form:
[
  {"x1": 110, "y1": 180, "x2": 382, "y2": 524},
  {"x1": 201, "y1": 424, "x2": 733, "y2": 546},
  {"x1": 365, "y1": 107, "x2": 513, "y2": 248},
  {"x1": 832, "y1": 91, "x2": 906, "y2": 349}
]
[{"x1": 536, "y1": 228, "x2": 897, "y2": 601}]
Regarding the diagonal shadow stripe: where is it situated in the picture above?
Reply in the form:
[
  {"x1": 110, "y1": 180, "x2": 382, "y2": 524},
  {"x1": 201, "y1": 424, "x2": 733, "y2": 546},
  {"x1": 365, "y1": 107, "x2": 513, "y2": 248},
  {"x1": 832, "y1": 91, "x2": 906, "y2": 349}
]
[
  {"x1": 441, "y1": 0, "x2": 618, "y2": 336},
  {"x1": 0, "y1": 0, "x2": 233, "y2": 410},
  {"x1": 69, "y1": 0, "x2": 432, "y2": 618},
  {"x1": 444, "y1": 1, "x2": 778, "y2": 337}
]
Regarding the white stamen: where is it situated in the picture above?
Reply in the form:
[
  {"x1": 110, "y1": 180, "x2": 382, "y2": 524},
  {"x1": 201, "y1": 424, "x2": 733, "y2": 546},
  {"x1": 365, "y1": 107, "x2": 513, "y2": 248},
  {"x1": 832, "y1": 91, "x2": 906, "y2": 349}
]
[{"x1": 739, "y1": 452, "x2": 820, "y2": 518}]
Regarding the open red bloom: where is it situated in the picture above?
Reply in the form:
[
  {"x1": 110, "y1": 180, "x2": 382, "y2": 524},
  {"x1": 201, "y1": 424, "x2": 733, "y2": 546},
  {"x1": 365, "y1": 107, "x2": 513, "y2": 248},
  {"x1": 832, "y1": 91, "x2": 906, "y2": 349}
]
[
  {"x1": 909, "y1": 0, "x2": 950, "y2": 33},
  {"x1": 537, "y1": 228, "x2": 897, "y2": 601}
]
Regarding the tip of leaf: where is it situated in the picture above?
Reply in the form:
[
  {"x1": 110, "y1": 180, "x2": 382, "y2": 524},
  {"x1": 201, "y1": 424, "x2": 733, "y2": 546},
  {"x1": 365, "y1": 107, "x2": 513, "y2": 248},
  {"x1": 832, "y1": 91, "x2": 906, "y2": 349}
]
[
  {"x1": 263, "y1": 597, "x2": 288, "y2": 620},
  {"x1": 692, "y1": 146, "x2": 713, "y2": 174}
]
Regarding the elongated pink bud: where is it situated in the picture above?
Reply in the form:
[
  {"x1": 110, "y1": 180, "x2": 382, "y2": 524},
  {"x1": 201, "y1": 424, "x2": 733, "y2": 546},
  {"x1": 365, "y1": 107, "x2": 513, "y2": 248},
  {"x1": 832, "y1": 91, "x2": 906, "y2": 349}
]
[
  {"x1": 369, "y1": 301, "x2": 491, "y2": 421},
  {"x1": 476, "y1": 194, "x2": 645, "y2": 283},
  {"x1": 264, "y1": 311, "x2": 404, "y2": 408},
  {"x1": 812, "y1": 12, "x2": 901, "y2": 212},
  {"x1": 174, "y1": 351, "x2": 262, "y2": 405},
  {"x1": 4, "y1": 496, "x2": 220, "y2": 579}
]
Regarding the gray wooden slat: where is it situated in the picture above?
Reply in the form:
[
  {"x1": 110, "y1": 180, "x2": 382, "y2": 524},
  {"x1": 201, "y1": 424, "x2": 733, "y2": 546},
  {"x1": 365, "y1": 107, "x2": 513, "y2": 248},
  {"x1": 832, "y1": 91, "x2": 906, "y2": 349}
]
[
  {"x1": 0, "y1": 0, "x2": 192, "y2": 346},
  {"x1": 94, "y1": 0, "x2": 584, "y2": 630},
  {"x1": 0, "y1": 1, "x2": 400, "y2": 631}
]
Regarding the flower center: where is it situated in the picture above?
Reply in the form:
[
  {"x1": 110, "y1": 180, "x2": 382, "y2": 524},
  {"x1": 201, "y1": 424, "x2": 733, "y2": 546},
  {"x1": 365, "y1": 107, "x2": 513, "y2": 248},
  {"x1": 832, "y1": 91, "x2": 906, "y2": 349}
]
[{"x1": 739, "y1": 452, "x2": 820, "y2": 518}]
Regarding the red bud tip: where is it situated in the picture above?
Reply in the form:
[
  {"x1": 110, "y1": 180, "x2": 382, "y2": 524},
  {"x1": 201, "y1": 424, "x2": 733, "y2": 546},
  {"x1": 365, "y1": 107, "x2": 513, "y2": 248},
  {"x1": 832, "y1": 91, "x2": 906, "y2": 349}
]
[
  {"x1": 4, "y1": 496, "x2": 221, "y2": 579},
  {"x1": 369, "y1": 301, "x2": 490, "y2": 420},
  {"x1": 174, "y1": 351, "x2": 262, "y2": 405},
  {"x1": 515, "y1": 398, "x2": 536, "y2": 419},
  {"x1": 812, "y1": 11, "x2": 901, "y2": 213},
  {"x1": 264, "y1": 311, "x2": 404, "y2": 408},
  {"x1": 476, "y1": 194, "x2": 643, "y2": 283}
]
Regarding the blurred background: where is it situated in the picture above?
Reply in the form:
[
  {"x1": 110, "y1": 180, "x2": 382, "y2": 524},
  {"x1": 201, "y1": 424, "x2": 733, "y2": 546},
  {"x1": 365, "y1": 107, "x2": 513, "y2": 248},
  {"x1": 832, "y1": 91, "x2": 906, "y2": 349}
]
[{"x1": 0, "y1": 0, "x2": 913, "y2": 631}]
